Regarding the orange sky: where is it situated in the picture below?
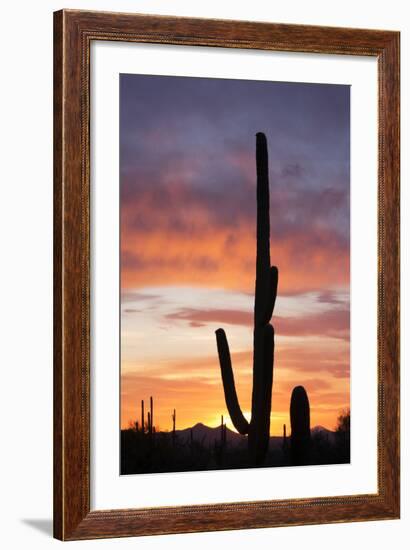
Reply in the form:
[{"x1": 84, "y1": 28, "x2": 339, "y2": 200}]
[
  {"x1": 120, "y1": 284, "x2": 350, "y2": 435},
  {"x1": 119, "y1": 179, "x2": 350, "y2": 436}
]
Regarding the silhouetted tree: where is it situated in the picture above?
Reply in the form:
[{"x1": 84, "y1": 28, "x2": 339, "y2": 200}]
[{"x1": 335, "y1": 409, "x2": 350, "y2": 463}]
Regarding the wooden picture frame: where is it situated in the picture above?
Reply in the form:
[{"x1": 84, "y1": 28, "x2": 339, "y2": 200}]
[{"x1": 53, "y1": 9, "x2": 400, "y2": 541}]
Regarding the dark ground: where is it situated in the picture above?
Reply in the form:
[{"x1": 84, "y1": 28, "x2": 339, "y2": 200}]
[{"x1": 121, "y1": 422, "x2": 350, "y2": 475}]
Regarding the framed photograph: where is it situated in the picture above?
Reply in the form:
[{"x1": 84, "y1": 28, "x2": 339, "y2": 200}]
[{"x1": 54, "y1": 9, "x2": 400, "y2": 540}]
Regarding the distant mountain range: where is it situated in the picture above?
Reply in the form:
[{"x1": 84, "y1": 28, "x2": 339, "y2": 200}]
[
  {"x1": 157, "y1": 422, "x2": 336, "y2": 448},
  {"x1": 174, "y1": 422, "x2": 247, "y2": 447}
]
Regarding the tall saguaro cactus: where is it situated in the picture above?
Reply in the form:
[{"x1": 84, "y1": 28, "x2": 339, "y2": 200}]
[
  {"x1": 215, "y1": 132, "x2": 278, "y2": 465},
  {"x1": 290, "y1": 385, "x2": 311, "y2": 465}
]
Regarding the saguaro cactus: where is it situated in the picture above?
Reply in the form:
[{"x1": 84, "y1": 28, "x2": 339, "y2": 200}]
[
  {"x1": 290, "y1": 386, "x2": 311, "y2": 465},
  {"x1": 220, "y1": 415, "x2": 227, "y2": 447},
  {"x1": 141, "y1": 396, "x2": 154, "y2": 435},
  {"x1": 141, "y1": 399, "x2": 145, "y2": 435},
  {"x1": 282, "y1": 423, "x2": 288, "y2": 451},
  {"x1": 215, "y1": 132, "x2": 278, "y2": 465},
  {"x1": 150, "y1": 396, "x2": 154, "y2": 433},
  {"x1": 171, "y1": 408, "x2": 176, "y2": 445}
]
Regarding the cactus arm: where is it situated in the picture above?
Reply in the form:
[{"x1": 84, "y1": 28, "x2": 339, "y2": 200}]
[
  {"x1": 215, "y1": 328, "x2": 250, "y2": 435},
  {"x1": 262, "y1": 265, "x2": 278, "y2": 325}
]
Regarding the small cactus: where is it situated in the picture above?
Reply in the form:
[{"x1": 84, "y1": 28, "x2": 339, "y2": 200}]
[
  {"x1": 140, "y1": 396, "x2": 155, "y2": 438},
  {"x1": 282, "y1": 423, "x2": 288, "y2": 451},
  {"x1": 172, "y1": 409, "x2": 176, "y2": 433},
  {"x1": 171, "y1": 408, "x2": 176, "y2": 445},
  {"x1": 220, "y1": 415, "x2": 227, "y2": 447},
  {"x1": 290, "y1": 386, "x2": 311, "y2": 465},
  {"x1": 147, "y1": 411, "x2": 151, "y2": 435}
]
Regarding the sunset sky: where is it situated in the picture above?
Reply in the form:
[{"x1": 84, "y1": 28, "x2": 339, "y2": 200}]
[{"x1": 120, "y1": 74, "x2": 350, "y2": 436}]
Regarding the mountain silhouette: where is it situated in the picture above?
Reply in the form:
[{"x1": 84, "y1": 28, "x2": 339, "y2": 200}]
[
  {"x1": 311, "y1": 425, "x2": 336, "y2": 444},
  {"x1": 157, "y1": 422, "x2": 336, "y2": 449},
  {"x1": 174, "y1": 422, "x2": 247, "y2": 447}
]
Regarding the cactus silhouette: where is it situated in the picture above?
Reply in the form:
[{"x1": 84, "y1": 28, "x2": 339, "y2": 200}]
[
  {"x1": 171, "y1": 408, "x2": 176, "y2": 445},
  {"x1": 140, "y1": 397, "x2": 154, "y2": 436},
  {"x1": 282, "y1": 423, "x2": 288, "y2": 451},
  {"x1": 215, "y1": 132, "x2": 278, "y2": 465},
  {"x1": 150, "y1": 396, "x2": 153, "y2": 434},
  {"x1": 220, "y1": 415, "x2": 227, "y2": 447},
  {"x1": 141, "y1": 399, "x2": 145, "y2": 435},
  {"x1": 290, "y1": 386, "x2": 311, "y2": 465}
]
